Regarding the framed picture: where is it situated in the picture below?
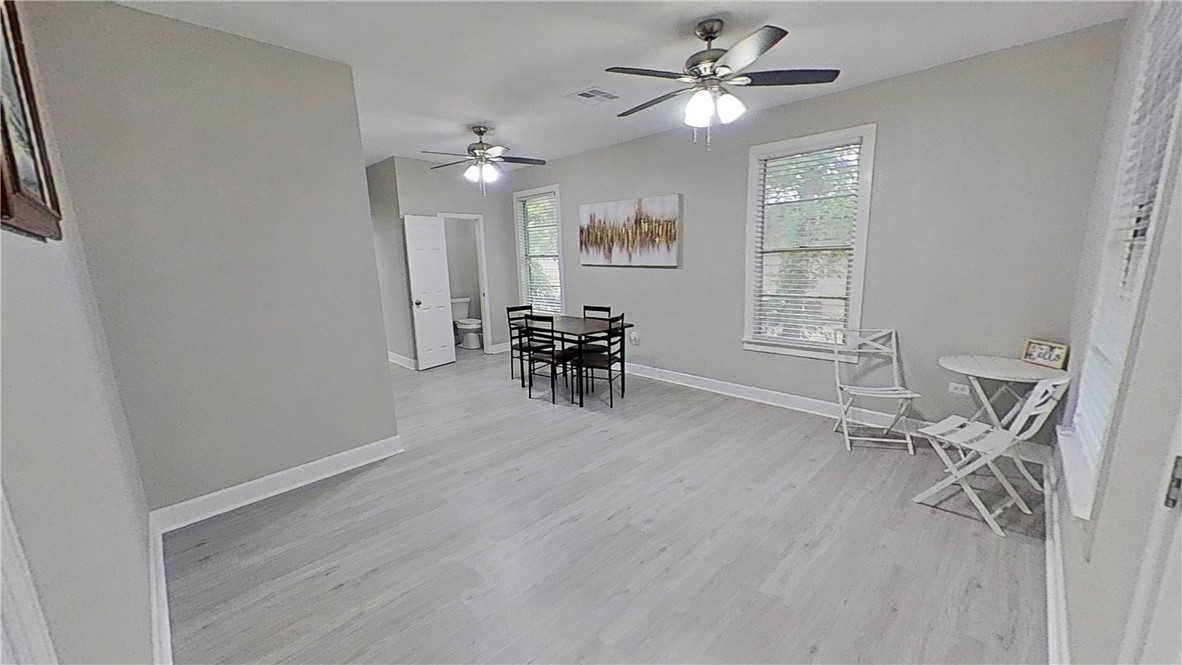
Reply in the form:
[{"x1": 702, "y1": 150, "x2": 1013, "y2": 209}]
[
  {"x1": 1, "y1": 0, "x2": 61, "y2": 240},
  {"x1": 1021, "y1": 339, "x2": 1068, "y2": 369},
  {"x1": 578, "y1": 194, "x2": 680, "y2": 267}
]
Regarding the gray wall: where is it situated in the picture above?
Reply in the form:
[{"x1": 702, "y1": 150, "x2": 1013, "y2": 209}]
[
  {"x1": 445, "y1": 218, "x2": 482, "y2": 320},
  {"x1": 366, "y1": 155, "x2": 519, "y2": 359},
  {"x1": 1055, "y1": 8, "x2": 1182, "y2": 662},
  {"x1": 367, "y1": 157, "x2": 414, "y2": 359},
  {"x1": 2, "y1": 154, "x2": 152, "y2": 664},
  {"x1": 25, "y1": 2, "x2": 397, "y2": 510},
  {"x1": 508, "y1": 24, "x2": 1122, "y2": 420}
]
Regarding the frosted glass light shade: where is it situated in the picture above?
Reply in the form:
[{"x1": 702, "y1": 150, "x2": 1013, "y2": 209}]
[
  {"x1": 716, "y1": 92, "x2": 746, "y2": 124},
  {"x1": 480, "y1": 162, "x2": 500, "y2": 183},
  {"x1": 683, "y1": 89, "x2": 715, "y2": 128},
  {"x1": 463, "y1": 164, "x2": 481, "y2": 182}
]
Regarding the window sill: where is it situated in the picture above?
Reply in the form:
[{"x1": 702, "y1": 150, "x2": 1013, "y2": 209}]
[
  {"x1": 1056, "y1": 425, "x2": 1097, "y2": 520},
  {"x1": 741, "y1": 339, "x2": 855, "y2": 363}
]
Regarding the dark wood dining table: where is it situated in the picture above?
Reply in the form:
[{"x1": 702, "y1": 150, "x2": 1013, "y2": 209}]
[{"x1": 511, "y1": 314, "x2": 634, "y2": 406}]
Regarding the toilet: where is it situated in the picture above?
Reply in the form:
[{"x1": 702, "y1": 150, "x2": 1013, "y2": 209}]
[{"x1": 450, "y1": 297, "x2": 483, "y2": 350}]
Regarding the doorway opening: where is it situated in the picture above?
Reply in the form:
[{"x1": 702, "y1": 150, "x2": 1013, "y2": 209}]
[{"x1": 439, "y1": 212, "x2": 493, "y2": 359}]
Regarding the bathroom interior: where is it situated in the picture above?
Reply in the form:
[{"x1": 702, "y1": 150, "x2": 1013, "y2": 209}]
[{"x1": 444, "y1": 216, "x2": 484, "y2": 357}]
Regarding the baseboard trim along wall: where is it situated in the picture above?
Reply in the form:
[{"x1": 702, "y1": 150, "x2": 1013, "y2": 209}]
[
  {"x1": 626, "y1": 363, "x2": 927, "y2": 429},
  {"x1": 388, "y1": 351, "x2": 416, "y2": 370},
  {"x1": 1044, "y1": 461, "x2": 1071, "y2": 665},
  {"x1": 147, "y1": 434, "x2": 403, "y2": 664}
]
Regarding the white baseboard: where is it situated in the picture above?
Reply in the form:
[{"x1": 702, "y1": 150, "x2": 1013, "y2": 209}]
[
  {"x1": 487, "y1": 342, "x2": 510, "y2": 355},
  {"x1": 388, "y1": 351, "x2": 417, "y2": 370},
  {"x1": 147, "y1": 434, "x2": 403, "y2": 664},
  {"x1": 626, "y1": 363, "x2": 925, "y2": 430},
  {"x1": 1045, "y1": 461, "x2": 1071, "y2": 665}
]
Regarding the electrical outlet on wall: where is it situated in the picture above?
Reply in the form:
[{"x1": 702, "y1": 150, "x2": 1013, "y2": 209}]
[
  {"x1": 629, "y1": 331, "x2": 640, "y2": 346},
  {"x1": 947, "y1": 382, "x2": 971, "y2": 396}
]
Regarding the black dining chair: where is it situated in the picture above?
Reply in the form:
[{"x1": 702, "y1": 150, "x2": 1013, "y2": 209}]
[
  {"x1": 524, "y1": 315, "x2": 580, "y2": 404},
  {"x1": 581, "y1": 305, "x2": 612, "y2": 355},
  {"x1": 577, "y1": 313, "x2": 626, "y2": 408},
  {"x1": 508, "y1": 305, "x2": 548, "y2": 386}
]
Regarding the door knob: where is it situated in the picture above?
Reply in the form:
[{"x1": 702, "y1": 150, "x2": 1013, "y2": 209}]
[{"x1": 414, "y1": 299, "x2": 422, "y2": 306}]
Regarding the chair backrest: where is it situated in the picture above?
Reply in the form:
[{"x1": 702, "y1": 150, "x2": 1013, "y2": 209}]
[
  {"x1": 583, "y1": 305, "x2": 612, "y2": 320},
  {"x1": 596, "y1": 314, "x2": 625, "y2": 359},
  {"x1": 834, "y1": 328, "x2": 905, "y2": 388},
  {"x1": 508, "y1": 305, "x2": 532, "y2": 337},
  {"x1": 523, "y1": 314, "x2": 554, "y2": 343},
  {"x1": 1007, "y1": 375, "x2": 1071, "y2": 440}
]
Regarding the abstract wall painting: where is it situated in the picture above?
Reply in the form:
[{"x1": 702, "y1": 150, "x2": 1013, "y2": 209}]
[{"x1": 578, "y1": 194, "x2": 680, "y2": 267}]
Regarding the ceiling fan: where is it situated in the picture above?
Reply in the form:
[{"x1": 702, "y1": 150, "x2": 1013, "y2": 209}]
[
  {"x1": 422, "y1": 126, "x2": 547, "y2": 193},
  {"x1": 606, "y1": 19, "x2": 840, "y2": 130}
]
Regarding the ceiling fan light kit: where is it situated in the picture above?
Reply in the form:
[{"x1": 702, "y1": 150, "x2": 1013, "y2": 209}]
[{"x1": 607, "y1": 18, "x2": 840, "y2": 140}]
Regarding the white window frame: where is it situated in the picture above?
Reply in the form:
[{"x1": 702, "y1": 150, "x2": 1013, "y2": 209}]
[
  {"x1": 512, "y1": 184, "x2": 565, "y2": 314},
  {"x1": 742, "y1": 124, "x2": 876, "y2": 361}
]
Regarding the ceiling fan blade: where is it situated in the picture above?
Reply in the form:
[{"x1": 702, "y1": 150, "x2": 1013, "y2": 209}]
[
  {"x1": 716, "y1": 25, "x2": 788, "y2": 75},
  {"x1": 730, "y1": 69, "x2": 840, "y2": 86},
  {"x1": 606, "y1": 66, "x2": 685, "y2": 80},
  {"x1": 421, "y1": 150, "x2": 469, "y2": 157},
  {"x1": 498, "y1": 156, "x2": 547, "y2": 166},
  {"x1": 430, "y1": 159, "x2": 472, "y2": 170},
  {"x1": 485, "y1": 145, "x2": 507, "y2": 158},
  {"x1": 617, "y1": 87, "x2": 693, "y2": 117}
]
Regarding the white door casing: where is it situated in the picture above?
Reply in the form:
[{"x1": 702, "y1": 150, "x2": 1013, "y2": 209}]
[{"x1": 404, "y1": 215, "x2": 456, "y2": 370}]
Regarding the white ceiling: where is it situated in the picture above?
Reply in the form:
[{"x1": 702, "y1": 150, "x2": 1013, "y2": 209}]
[{"x1": 122, "y1": 1, "x2": 1129, "y2": 166}]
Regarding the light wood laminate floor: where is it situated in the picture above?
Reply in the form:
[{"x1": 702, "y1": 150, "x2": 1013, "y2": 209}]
[{"x1": 165, "y1": 349, "x2": 1047, "y2": 664}]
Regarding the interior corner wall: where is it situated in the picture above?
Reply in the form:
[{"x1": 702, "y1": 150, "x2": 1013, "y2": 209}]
[
  {"x1": 23, "y1": 2, "x2": 398, "y2": 510},
  {"x1": 367, "y1": 156, "x2": 416, "y2": 360},
  {"x1": 444, "y1": 218, "x2": 482, "y2": 319},
  {"x1": 365, "y1": 154, "x2": 518, "y2": 360},
  {"x1": 507, "y1": 23, "x2": 1123, "y2": 420}
]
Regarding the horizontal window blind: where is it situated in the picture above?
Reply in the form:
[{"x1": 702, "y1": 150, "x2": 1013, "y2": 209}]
[
  {"x1": 750, "y1": 140, "x2": 864, "y2": 346},
  {"x1": 1072, "y1": 0, "x2": 1180, "y2": 472},
  {"x1": 516, "y1": 190, "x2": 562, "y2": 313}
]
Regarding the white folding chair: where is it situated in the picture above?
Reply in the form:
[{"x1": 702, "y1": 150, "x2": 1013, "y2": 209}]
[
  {"x1": 911, "y1": 375, "x2": 1071, "y2": 536},
  {"x1": 833, "y1": 329, "x2": 922, "y2": 454}
]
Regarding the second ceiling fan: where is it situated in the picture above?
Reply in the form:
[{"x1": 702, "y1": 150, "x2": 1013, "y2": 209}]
[
  {"x1": 607, "y1": 19, "x2": 840, "y2": 129},
  {"x1": 423, "y1": 125, "x2": 547, "y2": 193}
]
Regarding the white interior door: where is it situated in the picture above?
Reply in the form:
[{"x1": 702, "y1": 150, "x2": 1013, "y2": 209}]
[{"x1": 404, "y1": 215, "x2": 455, "y2": 370}]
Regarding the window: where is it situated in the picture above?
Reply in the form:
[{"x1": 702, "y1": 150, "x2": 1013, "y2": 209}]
[
  {"x1": 1065, "y1": 0, "x2": 1179, "y2": 514},
  {"x1": 743, "y1": 125, "x2": 875, "y2": 359},
  {"x1": 513, "y1": 185, "x2": 563, "y2": 313}
]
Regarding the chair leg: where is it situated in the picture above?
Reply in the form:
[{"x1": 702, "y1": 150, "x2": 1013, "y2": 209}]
[
  {"x1": 550, "y1": 363, "x2": 556, "y2": 404},
  {"x1": 1011, "y1": 457, "x2": 1044, "y2": 492},
  {"x1": 837, "y1": 396, "x2": 854, "y2": 451},
  {"x1": 985, "y1": 460, "x2": 1032, "y2": 515},
  {"x1": 914, "y1": 440, "x2": 1008, "y2": 536},
  {"x1": 608, "y1": 367, "x2": 614, "y2": 408}
]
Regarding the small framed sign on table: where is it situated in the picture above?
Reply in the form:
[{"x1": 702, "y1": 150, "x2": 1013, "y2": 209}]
[{"x1": 1021, "y1": 339, "x2": 1069, "y2": 370}]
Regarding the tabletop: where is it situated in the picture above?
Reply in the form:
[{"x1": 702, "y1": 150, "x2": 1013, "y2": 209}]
[
  {"x1": 938, "y1": 354, "x2": 1068, "y2": 383},
  {"x1": 514, "y1": 314, "x2": 635, "y2": 337}
]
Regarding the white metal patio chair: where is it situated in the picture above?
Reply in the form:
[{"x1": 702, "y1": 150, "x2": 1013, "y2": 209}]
[
  {"x1": 911, "y1": 374, "x2": 1071, "y2": 537},
  {"x1": 833, "y1": 329, "x2": 922, "y2": 454}
]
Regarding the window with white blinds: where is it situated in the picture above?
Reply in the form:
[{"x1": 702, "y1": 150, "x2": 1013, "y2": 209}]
[
  {"x1": 513, "y1": 186, "x2": 563, "y2": 313},
  {"x1": 743, "y1": 125, "x2": 875, "y2": 357},
  {"x1": 1070, "y1": 1, "x2": 1180, "y2": 477}
]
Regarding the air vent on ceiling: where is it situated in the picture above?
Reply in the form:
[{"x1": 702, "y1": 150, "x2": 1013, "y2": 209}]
[{"x1": 567, "y1": 87, "x2": 619, "y2": 105}]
